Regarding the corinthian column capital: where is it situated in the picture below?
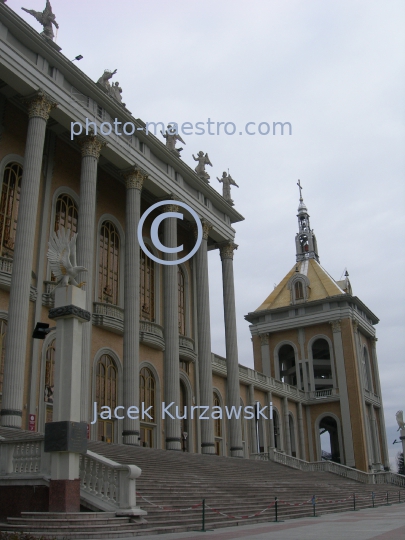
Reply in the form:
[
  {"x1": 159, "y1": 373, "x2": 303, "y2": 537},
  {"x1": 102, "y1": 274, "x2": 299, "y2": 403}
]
[
  {"x1": 79, "y1": 135, "x2": 106, "y2": 160},
  {"x1": 329, "y1": 319, "x2": 341, "y2": 333},
  {"x1": 122, "y1": 166, "x2": 148, "y2": 190},
  {"x1": 219, "y1": 241, "x2": 238, "y2": 260},
  {"x1": 190, "y1": 219, "x2": 212, "y2": 240},
  {"x1": 24, "y1": 90, "x2": 57, "y2": 120},
  {"x1": 164, "y1": 202, "x2": 179, "y2": 213}
]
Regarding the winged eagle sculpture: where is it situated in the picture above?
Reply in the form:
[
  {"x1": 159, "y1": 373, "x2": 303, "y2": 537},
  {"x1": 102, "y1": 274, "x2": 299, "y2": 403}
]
[
  {"x1": 22, "y1": 1, "x2": 59, "y2": 40},
  {"x1": 396, "y1": 410, "x2": 405, "y2": 431},
  {"x1": 47, "y1": 227, "x2": 87, "y2": 293}
]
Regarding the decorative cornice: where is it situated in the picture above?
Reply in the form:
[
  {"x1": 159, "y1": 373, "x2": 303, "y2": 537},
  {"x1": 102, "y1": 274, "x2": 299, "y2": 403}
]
[
  {"x1": 23, "y1": 90, "x2": 57, "y2": 121},
  {"x1": 79, "y1": 135, "x2": 106, "y2": 160},
  {"x1": 122, "y1": 166, "x2": 148, "y2": 190},
  {"x1": 329, "y1": 319, "x2": 341, "y2": 333},
  {"x1": 49, "y1": 304, "x2": 91, "y2": 322},
  {"x1": 219, "y1": 241, "x2": 238, "y2": 261}
]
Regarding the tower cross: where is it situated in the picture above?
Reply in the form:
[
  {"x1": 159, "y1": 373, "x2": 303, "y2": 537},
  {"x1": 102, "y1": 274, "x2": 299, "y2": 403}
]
[{"x1": 297, "y1": 179, "x2": 303, "y2": 200}]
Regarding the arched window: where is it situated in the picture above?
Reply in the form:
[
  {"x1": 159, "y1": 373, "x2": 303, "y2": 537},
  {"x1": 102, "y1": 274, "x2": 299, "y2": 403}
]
[
  {"x1": 289, "y1": 414, "x2": 297, "y2": 457},
  {"x1": 0, "y1": 162, "x2": 22, "y2": 257},
  {"x1": 319, "y1": 415, "x2": 340, "y2": 463},
  {"x1": 273, "y1": 408, "x2": 280, "y2": 449},
  {"x1": 96, "y1": 354, "x2": 117, "y2": 443},
  {"x1": 140, "y1": 367, "x2": 156, "y2": 448},
  {"x1": 140, "y1": 250, "x2": 155, "y2": 321},
  {"x1": 44, "y1": 339, "x2": 55, "y2": 423},
  {"x1": 98, "y1": 221, "x2": 120, "y2": 305},
  {"x1": 54, "y1": 193, "x2": 78, "y2": 233},
  {"x1": 294, "y1": 281, "x2": 304, "y2": 300},
  {"x1": 312, "y1": 338, "x2": 333, "y2": 391},
  {"x1": 0, "y1": 319, "x2": 7, "y2": 407},
  {"x1": 213, "y1": 392, "x2": 222, "y2": 455},
  {"x1": 278, "y1": 344, "x2": 297, "y2": 386},
  {"x1": 178, "y1": 266, "x2": 185, "y2": 335},
  {"x1": 363, "y1": 348, "x2": 373, "y2": 392}
]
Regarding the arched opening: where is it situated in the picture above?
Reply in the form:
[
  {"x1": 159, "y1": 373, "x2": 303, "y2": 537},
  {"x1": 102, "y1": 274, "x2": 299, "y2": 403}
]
[
  {"x1": 54, "y1": 193, "x2": 78, "y2": 234},
  {"x1": 140, "y1": 249, "x2": 155, "y2": 321},
  {"x1": 180, "y1": 380, "x2": 189, "y2": 451},
  {"x1": 319, "y1": 416, "x2": 340, "y2": 463},
  {"x1": 273, "y1": 409, "x2": 280, "y2": 449},
  {"x1": 98, "y1": 221, "x2": 120, "y2": 305},
  {"x1": 294, "y1": 281, "x2": 304, "y2": 300},
  {"x1": 0, "y1": 162, "x2": 23, "y2": 257},
  {"x1": 363, "y1": 348, "x2": 373, "y2": 392},
  {"x1": 278, "y1": 344, "x2": 297, "y2": 386},
  {"x1": 96, "y1": 354, "x2": 117, "y2": 443},
  {"x1": 289, "y1": 414, "x2": 297, "y2": 457},
  {"x1": 312, "y1": 338, "x2": 333, "y2": 391},
  {"x1": 213, "y1": 392, "x2": 223, "y2": 455},
  {"x1": 256, "y1": 402, "x2": 266, "y2": 453},
  {"x1": 140, "y1": 366, "x2": 156, "y2": 448}
]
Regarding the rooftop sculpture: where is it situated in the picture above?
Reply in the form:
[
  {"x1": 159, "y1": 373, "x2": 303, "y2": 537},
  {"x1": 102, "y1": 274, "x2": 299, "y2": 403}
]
[
  {"x1": 22, "y1": 1, "x2": 58, "y2": 40},
  {"x1": 47, "y1": 227, "x2": 87, "y2": 293},
  {"x1": 161, "y1": 125, "x2": 186, "y2": 156},
  {"x1": 193, "y1": 151, "x2": 212, "y2": 182},
  {"x1": 97, "y1": 69, "x2": 126, "y2": 106},
  {"x1": 217, "y1": 171, "x2": 239, "y2": 206}
]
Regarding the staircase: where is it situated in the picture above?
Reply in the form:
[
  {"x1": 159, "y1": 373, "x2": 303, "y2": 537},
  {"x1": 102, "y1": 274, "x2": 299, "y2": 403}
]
[{"x1": 1, "y1": 435, "x2": 404, "y2": 538}]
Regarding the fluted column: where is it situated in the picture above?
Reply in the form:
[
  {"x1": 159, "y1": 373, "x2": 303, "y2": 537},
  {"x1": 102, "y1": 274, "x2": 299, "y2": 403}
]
[
  {"x1": 283, "y1": 396, "x2": 292, "y2": 455},
  {"x1": 194, "y1": 220, "x2": 215, "y2": 454},
  {"x1": 163, "y1": 203, "x2": 181, "y2": 450},
  {"x1": 267, "y1": 391, "x2": 275, "y2": 448},
  {"x1": 370, "y1": 337, "x2": 390, "y2": 469},
  {"x1": 76, "y1": 135, "x2": 105, "y2": 423},
  {"x1": 297, "y1": 402, "x2": 306, "y2": 460},
  {"x1": 122, "y1": 167, "x2": 146, "y2": 445},
  {"x1": 1, "y1": 91, "x2": 56, "y2": 428},
  {"x1": 219, "y1": 242, "x2": 243, "y2": 458},
  {"x1": 248, "y1": 384, "x2": 257, "y2": 454}
]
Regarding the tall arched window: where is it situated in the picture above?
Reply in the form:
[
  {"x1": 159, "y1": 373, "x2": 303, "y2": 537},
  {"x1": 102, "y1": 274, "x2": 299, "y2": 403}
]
[
  {"x1": 140, "y1": 367, "x2": 156, "y2": 448},
  {"x1": 278, "y1": 344, "x2": 297, "y2": 386},
  {"x1": 140, "y1": 250, "x2": 154, "y2": 321},
  {"x1": 0, "y1": 162, "x2": 22, "y2": 257},
  {"x1": 178, "y1": 266, "x2": 185, "y2": 335},
  {"x1": 294, "y1": 281, "x2": 304, "y2": 300},
  {"x1": 54, "y1": 193, "x2": 78, "y2": 233},
  {"x1": 0, "y1": 319, "x2": 7, "y2": 408},
  {"x1": 98, "y1": 221, "x2": 120, "y2": 305},
  {"x1": 96, "y1": 354, "x2": 117, "y2": 443},
  {"x1": 213, "y1": 392, "x2": 222, "y2": 455},
  {"x1": 312, "y1": 338, "x2": 333, "y2": 391},
  {"x1": 44, "y1": 339, "x2": 56, "y2": 423},
  {"x1": 363, "y1": 348, "x2": 373, "y2": 392}
]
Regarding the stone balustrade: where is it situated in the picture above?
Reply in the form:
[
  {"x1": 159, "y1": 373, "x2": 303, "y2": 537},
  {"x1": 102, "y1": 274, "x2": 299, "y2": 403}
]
[
  {"x1": 0, "y1": 257, "x2": 37, "y2": 301},
  {"x1": 179, "y1": 335, "x2": 196, "y2": 361}
]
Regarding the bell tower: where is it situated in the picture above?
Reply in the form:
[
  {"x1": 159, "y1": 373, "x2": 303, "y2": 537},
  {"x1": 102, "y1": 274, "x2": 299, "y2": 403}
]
[{"x1": 295, "y1": 180, "x2": 319, "y2": 262}]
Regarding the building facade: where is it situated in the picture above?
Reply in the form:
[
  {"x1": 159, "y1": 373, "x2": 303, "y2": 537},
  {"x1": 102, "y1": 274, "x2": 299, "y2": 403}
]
[{"x1": 0, "y1": 3, "x2": 389, "y2": 472}]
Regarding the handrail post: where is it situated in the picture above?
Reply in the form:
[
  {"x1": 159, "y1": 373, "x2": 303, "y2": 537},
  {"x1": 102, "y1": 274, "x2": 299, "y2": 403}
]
[{"x1": 372, "y1": 491, "x2": 375, "y2": 508}]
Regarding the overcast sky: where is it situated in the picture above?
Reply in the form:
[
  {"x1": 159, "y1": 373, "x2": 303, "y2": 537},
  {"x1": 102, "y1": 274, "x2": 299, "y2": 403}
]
[{"x1": 12, "y1": 0, "x2": 405, "y2": 469}]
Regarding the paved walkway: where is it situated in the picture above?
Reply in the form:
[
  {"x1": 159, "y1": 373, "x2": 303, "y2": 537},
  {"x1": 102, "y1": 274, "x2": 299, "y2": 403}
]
[{"x1": 131, "y1": 503, "x2": 405, "y2": 540}]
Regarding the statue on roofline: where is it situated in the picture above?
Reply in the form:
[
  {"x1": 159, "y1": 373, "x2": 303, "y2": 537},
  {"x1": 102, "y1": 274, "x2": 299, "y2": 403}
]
[
  {"x1": 161, "y1": 125, "x2": 186, "y2": 156},
  {"x1": 396, "y1": 410, "x2": 405, "y2": 430},
  {"x1": 193, "y1": 151, "x2": 212, "y2": 182},
  {"x1": 22, "y1": 1, "x2": 59, "y2": 40},
  {"x1": 217, "y1": 171, "x2": 239, "y2": 206},
  {"x1": 97, "y1": 69, "x2": 126, "y2": 106}
]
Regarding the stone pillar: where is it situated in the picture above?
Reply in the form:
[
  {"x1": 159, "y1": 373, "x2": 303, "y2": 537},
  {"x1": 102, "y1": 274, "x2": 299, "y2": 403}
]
[
  {"x1": 259, "y1": 334, "x2": 271, "y2": 377},
  {"x1": 283, "y1": 396, "x2": 291, "y2": 455},
  {"x1": 370, "y1": 337, "x2": 390, "y2": 469},
  {"x1": 163, "y1": 203, "x2": 181, "y2": 451},
  {"x1": 194, "y1": 220, "x2": 215, "y2": 454},
  {"x1": 1, "y1": 91, "x2": 56, "y2": 428},
  {"x1": 76, "y1": 135, "x2": 105, "y2": 424},
  {"x1": 121, "y1": 167, "x2": 146, "y2": 445},
  {"x1": 298, "y1": 402, "x2": 306, "y2": 460},
  {"x1": 267, "y1": 391, "x2": 275, "y2": 449},
  {"x1": 248, "y1": 384, "x2": 257, "y2": 454},
  {"x1": 329, "y1": 319, "x2": 355, "y2": 466},
  {"x1": 219, "y1": 242, "x2": 243, "y2": 458},
  {"x1": 47, "y1": 286, "x2": 90, "y2": 512}
]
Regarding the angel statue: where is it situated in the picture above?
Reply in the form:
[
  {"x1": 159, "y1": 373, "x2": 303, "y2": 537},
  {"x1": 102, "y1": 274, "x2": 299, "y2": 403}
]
[
  {"x1": 22, "y1": 1, "x2": 59, "y2": 40},
  {"x1": 161, "y1": 125, "x2": 186, "y2": 156},
  {"x1": 47, "y1": 227, "x2": 87, "y2": 293},
  {"x1": 193, "y1": 151, "x2": 212, "y2": 182},
  {"x1": 217, "y1": 171, "x2": 239, "y2": 206},
  {"x1": 396, "y1": 410, "x2": 405, "y2": 430}
]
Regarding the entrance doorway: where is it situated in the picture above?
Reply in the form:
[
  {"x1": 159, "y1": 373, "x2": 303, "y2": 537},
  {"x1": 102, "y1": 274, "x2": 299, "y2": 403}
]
[{"x1": 319, "y1": 416, "x2": 340, "y2": 463}]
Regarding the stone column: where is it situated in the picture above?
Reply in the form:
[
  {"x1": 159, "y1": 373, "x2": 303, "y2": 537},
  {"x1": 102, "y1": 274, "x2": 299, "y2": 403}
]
[
  {"x1": 121, "y1": 167, "x2": 146, "y2": 445},
  {"x1": 46, "y1": 286, "x2": 90, "y2": 512},
  {"x1": 259, "y1": 334, "x2": 271, "y2": 377},
  {"x1": 219, "y1": 242, "x2": 243, "y2": 458},
  {"x1": 194, "y1": 220, "x2": 215, "y2": 454},
  {"x1": 283, "y1": 396, "x2": 292, "y2": 455},
  {"x1": 76, "y1": 135, "x2": 105, "y2": 424},
  {"x1": 329, "y1": 320, "x2": 355, "y2": 466},
  {"x1": 1, "y1": 91, "x2": 56, "y2": 428},
  {"x1": 298, "y1": 402, "x2": 306, "y2": 460},
  {"x1": 248, "y1": 384, "x2": 257, "y2": 454},
  {"x1": 370, "y1": 337, "x2": 390, "y2": 469},
  {"x1": 163, "y1": 203, "x2": 181, "y2": 451},
  {"x1": 266, "y1": 391, "x2": 275, "y2": 449}
]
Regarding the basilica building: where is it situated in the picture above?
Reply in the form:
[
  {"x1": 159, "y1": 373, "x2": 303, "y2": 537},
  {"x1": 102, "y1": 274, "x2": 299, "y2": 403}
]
[{"x1": 0, "y1": 2, "x2": 389, "y2": 473}]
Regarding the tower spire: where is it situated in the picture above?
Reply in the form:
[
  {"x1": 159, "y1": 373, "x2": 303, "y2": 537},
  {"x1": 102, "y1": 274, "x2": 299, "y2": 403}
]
[{"x1": 295, "y1": 181, "x2": 319, "y2": 263}]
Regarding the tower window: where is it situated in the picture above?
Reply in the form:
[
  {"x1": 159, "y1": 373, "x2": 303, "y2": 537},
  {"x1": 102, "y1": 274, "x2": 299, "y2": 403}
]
[{"x1": 294, "y1": 281, "x2": 304, "y2": 300}]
